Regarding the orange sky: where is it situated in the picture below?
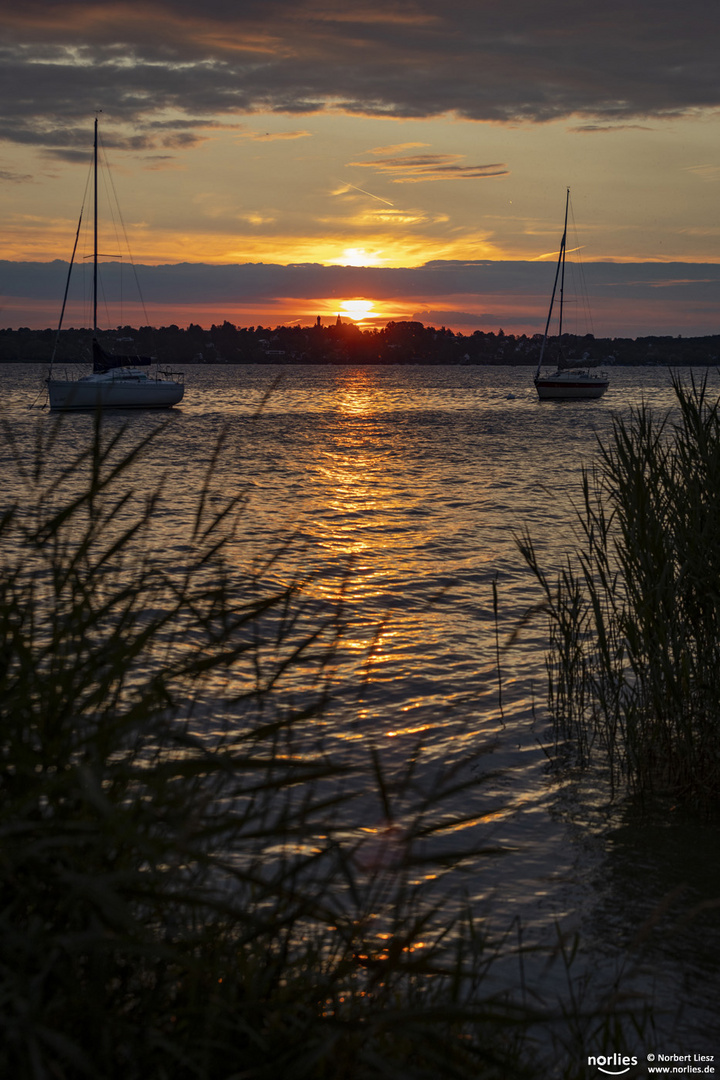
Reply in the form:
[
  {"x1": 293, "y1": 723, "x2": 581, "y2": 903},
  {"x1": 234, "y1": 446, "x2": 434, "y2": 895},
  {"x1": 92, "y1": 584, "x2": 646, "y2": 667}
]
[{"x1": 2, "y1": 2, "x2": 720, "y2": 335}]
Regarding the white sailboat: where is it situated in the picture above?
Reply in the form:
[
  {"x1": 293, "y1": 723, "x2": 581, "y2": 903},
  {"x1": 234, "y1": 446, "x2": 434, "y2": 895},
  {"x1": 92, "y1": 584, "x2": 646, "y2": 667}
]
[
  {"x1": 47, "y1": 117, "x2": 184, "y2": 411},
  {"x1": 533, "y1": 190, "x2": 608, "y2": 401}
]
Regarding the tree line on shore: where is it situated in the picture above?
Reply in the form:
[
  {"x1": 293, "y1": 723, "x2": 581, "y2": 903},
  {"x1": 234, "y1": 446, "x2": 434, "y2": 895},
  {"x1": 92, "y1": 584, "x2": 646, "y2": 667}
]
[{"x1": 2, "y1": 318, "x2": 719, "y2": 366}]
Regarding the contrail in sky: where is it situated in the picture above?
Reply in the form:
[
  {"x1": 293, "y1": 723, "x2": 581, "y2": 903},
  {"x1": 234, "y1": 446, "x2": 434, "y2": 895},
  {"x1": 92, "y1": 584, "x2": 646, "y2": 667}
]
[
  {"x1": 532, "y1": 245, "x2": 585, "y2": 261},
  {"x1": 340, "y1": 181, "x2": 395, "y2": 206}
]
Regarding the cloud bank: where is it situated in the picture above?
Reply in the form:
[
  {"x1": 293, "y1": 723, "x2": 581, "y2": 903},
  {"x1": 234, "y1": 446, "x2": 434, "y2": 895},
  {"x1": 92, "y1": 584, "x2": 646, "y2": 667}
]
[
  {"x1": 1, "y1": 0, "x2": 719, "y2": 152},
  {"x1": 2, "y1": 259, "x2": 719, "y2": 337}
]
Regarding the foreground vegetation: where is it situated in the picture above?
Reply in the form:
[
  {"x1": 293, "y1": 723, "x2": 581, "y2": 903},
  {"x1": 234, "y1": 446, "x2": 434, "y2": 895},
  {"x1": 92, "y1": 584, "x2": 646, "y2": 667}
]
[
  {"x1": 0, "y1": 416, "x2": 564, "y2": 1079},
  {"x1": 520, "y1": 375, "x2": 720, "y2": 812}
]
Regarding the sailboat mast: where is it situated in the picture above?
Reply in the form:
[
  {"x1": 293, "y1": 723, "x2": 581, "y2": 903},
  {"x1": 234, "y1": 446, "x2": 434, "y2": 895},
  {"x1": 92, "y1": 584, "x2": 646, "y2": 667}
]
[
  {"x1": 93, "y1": 115, "x2": 98, "y2": 336},
  {"x1": 534, "y1": 188, "x2": 570, "y2": 381},
  {"x1": 557, "y1": 188, "x2": 569, "y2": 340}
]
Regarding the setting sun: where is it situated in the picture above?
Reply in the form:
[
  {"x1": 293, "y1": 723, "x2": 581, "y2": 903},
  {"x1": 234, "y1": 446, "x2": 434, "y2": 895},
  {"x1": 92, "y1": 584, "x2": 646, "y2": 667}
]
[
  {"x1": 331, "y1": 247, "x2": 383, "y2": 267},
  {"x1": 339, "y1": 299, "x2": 375, "y2": 321}
]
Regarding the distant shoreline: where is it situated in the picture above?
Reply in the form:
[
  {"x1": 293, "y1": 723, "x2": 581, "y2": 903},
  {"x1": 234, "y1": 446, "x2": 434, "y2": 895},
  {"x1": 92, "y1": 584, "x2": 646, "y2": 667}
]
[
  {"x1": 2, "y1": 322, "x2": 719, "y2": 368},
  {"x1": 4, "y1": 358, "x2": 717, "y2": 367}
]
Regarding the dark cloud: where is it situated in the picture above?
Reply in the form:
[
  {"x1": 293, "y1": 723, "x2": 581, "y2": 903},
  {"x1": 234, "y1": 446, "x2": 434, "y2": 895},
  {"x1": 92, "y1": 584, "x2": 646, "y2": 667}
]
[
  {"x1": 41, "y1": 148, "x2": 94, "y2": 164},
  {"x1": 0, "y1": 166, "x2": 33, "y2": 182},
  {"x1": 3, "y1": 256, "x2": 719, "y2": 306},
  {"x1": 2, "y1": 258, "x2": 719, "y2": 336},
  {"x1": 0, "y1": 0, "x2": 719, "y2": 149},
  {"x1": 348, "y1": 153, "x2": 509, "y2": 182},
  {"x1": 570, "y1": 122, "x2": 654, "y2": 133}
]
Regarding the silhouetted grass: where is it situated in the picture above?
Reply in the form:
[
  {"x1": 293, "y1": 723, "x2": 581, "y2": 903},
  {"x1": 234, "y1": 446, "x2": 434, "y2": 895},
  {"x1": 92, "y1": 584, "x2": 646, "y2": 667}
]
[
  {"x1": 0, "y1": 414, "x2": 647, "y2": 1078},
  {"x1": 519, "y1": 374, "x2": 720, "y2": 811}
]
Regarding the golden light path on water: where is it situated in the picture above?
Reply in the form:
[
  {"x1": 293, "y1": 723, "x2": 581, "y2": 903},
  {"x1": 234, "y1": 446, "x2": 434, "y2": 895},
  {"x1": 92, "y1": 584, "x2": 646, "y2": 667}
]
[{"x1": 3, "y1": 362, "x2": 719, "y2": 1049}]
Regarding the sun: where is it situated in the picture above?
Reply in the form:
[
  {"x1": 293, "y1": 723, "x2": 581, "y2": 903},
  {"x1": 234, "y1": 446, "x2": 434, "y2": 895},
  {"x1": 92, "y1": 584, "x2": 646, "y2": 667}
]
[
  {"x1": 331, "y1": 247, "x2": 382, "y2": 267},
  {"x1": 339, "y1": 299, "x2": 376, "y2": 321}
]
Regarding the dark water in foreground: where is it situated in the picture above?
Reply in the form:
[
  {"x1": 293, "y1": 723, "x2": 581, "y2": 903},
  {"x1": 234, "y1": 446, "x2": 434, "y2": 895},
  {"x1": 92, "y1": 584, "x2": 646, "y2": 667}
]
[{"x1": 4, "y1": 362, "x2": 720, "y2": 1058}]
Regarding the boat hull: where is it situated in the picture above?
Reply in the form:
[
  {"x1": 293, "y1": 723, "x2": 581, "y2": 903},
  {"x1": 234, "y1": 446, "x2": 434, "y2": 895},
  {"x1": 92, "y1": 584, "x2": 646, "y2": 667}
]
[
  {"x1": 535, "y1": 374, "x2": 609, "y2": 400},
  {"x1": 48, "y1": 374, "x2": 184, "y2": 411}
]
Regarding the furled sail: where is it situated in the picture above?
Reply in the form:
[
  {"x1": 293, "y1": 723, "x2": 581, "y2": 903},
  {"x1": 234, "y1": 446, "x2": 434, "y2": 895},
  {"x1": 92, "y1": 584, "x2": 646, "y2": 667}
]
[{"x1": 92, "y1": 338, "x2": 152, "y2": 373}]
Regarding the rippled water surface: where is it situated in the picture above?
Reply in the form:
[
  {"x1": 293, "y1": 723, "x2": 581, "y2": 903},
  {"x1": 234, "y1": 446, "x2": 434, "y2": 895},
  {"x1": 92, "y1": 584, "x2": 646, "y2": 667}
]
[{"x1": 5, "y1": 362, "x2": 720, "y2": 1052}]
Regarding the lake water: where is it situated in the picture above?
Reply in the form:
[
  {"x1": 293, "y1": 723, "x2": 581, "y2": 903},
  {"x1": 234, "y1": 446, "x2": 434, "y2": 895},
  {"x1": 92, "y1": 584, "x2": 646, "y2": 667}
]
[{"x1": 4, "y1": 362, "x2": 720, "y2": 1059}]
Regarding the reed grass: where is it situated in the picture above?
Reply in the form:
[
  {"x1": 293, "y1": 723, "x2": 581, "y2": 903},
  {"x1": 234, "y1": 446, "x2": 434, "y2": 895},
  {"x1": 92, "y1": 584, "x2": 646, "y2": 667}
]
[
  {"x1": 518, "y1": 374, "x2": 720, "y2": 811},
  {"x1": 0, "y1": 411, "x2": 654, "y2": 1077},
  {"x1": 0, "y1": 413, "x2": 558, "y2": 1080}
]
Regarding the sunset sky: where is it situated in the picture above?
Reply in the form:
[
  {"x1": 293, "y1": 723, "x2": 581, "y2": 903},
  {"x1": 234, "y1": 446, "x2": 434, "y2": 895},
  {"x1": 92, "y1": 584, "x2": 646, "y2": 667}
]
[{"x1": 1, "y1": 0, "x2": 720, "y2": 336}]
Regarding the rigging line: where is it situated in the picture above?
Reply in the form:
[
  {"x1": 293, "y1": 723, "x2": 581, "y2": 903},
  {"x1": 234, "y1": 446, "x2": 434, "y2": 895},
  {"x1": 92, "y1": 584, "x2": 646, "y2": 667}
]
[
  {"x1": 567, "y1": 196, "x2": 595, "y2": 338},
  {"x1": 94, "y1": 114, "x2": 98, "y2": 333},
  {"x1": 558, "y1": 190, "x2": 568, "y2": 341},
  {"x1": 96, "y1": 134, "x2": 127, "y2": 329},
  {"x1": 50, "y1": 155, "x2": 94, "y2": 371},
  {"x1": 50, "y1": 208, "x2": 84, "y2": 370},
  {"x1": 98, "y1": 274, "x2": 113, "y2": 330},
  {"x1": 97, "y1": 128, "x2": 151, "y2": 329},
  {"x1": 535, "y1": 189, "x2": 569, "y2": 380}
]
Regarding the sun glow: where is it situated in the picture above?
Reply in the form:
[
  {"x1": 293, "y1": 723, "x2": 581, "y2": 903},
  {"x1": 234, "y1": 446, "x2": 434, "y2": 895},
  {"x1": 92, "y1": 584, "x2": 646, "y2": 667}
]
[
  {"x1": 339, "y1": 299, "x2": 375, "y2": 321},
  {"x1": 331, "y1": 247, "x2": 383, "y2": 267}
]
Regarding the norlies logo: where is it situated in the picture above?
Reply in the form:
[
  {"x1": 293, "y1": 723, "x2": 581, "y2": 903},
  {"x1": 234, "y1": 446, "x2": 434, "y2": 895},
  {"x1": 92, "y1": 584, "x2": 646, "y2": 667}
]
[{"x1": 588, "y1": 1054, "x2": 639, "y2": 1076}]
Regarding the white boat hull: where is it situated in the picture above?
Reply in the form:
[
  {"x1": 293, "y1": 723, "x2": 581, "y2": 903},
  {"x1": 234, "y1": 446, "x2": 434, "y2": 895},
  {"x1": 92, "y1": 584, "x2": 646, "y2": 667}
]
[
  {"x1": 535, "y1": 372, "x2": 609, "y2": 400},
  {"x1": 534, "y1": 192, "x2": 610, "y2": 401},
  {"x1": 48, "y1": 370, "x2": 184, "y2": 411},
  {"x1": 47, "y1": 119, "x2": 187, "y2": 413}
]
